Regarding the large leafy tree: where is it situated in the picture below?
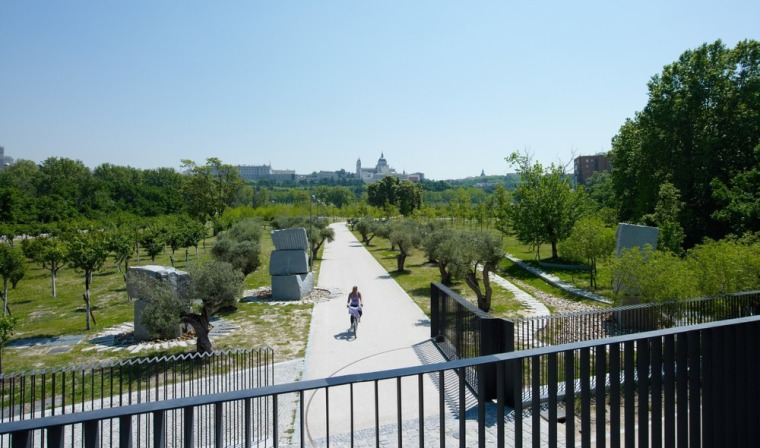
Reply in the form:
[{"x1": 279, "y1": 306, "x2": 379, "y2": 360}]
[
  {"x1": 610, "y1": 40, "x2": 760, "y2": 247},
  {"x1": 507, "y1": 152, "x2": 582, "y2": 260},
  {"x1": 181, "y1": 158, "x2": 243, "y2": 234},
  {"x1": 367, "y1": 176, "x2": 422, "y2": 217}
]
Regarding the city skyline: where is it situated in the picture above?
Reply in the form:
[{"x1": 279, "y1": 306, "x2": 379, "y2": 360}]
[{"x1": 1, "y1": 2, "x2": 758, "y2": 180}]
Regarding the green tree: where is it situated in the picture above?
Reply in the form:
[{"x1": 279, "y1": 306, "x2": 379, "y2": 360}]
[
  {"x1": 641, "y1": 181, "x2": 686, "y2": 255},
  {"x1": 560, "y1": 218, "x2": 616, "y2": 289},
  {"x1": 388, "y1": 220, "x2": 421, "y2": 271},
  {"x1": 66, "y1": 231, "x2": 110, "y2": 330},
  {"x1": 211, "y1": 218, "x2": 263, "y2": 277},
  {"x1": 181, "y1": 158, "x2": 244, "y2": 234},
  {"x1": 610, "y1": 40, "x2": 760, "y2": 247},
  {"x1": 182, "y1": 261, "x2": 244, "y2": 353},
  {"x1": 711, "y1": 147, "x2": 760, "y2": 236},
  {"x1": 21, "y1": 236, "x2": 68, "y2": 298},
  {"x1": 507, "y1": 152, "x2": 581, "y2": 260},
  {"x1": 422, "y1": 225, "x2": 461, "y2": 285},
  {"x1": 0, "y1": 244, "x2": 26, "y2": 316},
  {"x1": 611, "y1": 246, "x2": 698, "y2": 304},
  {"x1": 488, "y1": 184, "x2": 511, "y2": 235},
  {"x1": 453, "y1": 231, "x2": 504, "y2": 312},
  {"x1": 686, "y1": 238, "x2": 760, "y2": 296},
  {"x1": 0, "y1": 315, "x2": 17, "y2": 373},
  {"x1": 355, "y1": 217, "x2": 379, "y2": 245},
  {"x1": 140, "y1": 224, "x2": 167, "y2": 263}
]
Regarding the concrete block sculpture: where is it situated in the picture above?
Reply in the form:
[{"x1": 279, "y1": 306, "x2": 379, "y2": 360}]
[
  {"x1": 126, "y1": 265, "x2": 190, "y2": 340},
  {"x1": 270, "y1": 228, "x2": 314, "y2": 300}
]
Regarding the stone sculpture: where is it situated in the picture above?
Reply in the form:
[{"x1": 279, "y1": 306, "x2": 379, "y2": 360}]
[
  {"x1": 270, "y1": 228, "x2": 314, "y2": 300},
  {"x1": 126, "y1": 265, "x2": 190, "y2": 341}
]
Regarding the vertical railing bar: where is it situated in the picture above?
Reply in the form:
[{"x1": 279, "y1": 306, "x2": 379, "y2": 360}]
[
  {"x1": 397, "y1": 377, "x2": 403, "y2": 448},
  {"x1": 564, "y1": 350, "x2": 575, "y2": 448},
  {"x1": 532, "y1": 356, "x2": 541, "y2": 448},
  {"x1": 580, "y1": 347, "x2": 591, "y2": 448},
  {"x1": 651, "y1": 337, "x2": 663, "y2": 448},
  {"x1": 350, "y1": 383, "x2": 355, "y2": 448},
  {"x1": 439, "y1": 370, "x2": 445, "y2": 448},
  {"x1": 273, "y1": 395, "x2": 279, "y2": 448},
  {"x1": 153, "y1": 410, "x2": 165, "y2": 448},
  {"x1": 418, "y1": 373, "x2": 424, "y2": 448},
  {"x1": 215, "y1": 402, "x2": 224, "y2": 448},
  {"x1": 624, "y1": 340, "x2": 635, "y2": 448},
  {"x1": 325, "y1": 388, "x2": 329, "y2": 448},
  {"x1": 637, "y1": 338, "x2": 651, "y2": 448},
  {"x1": 183, "y1": 407, "x2": 194, "y2": 448},
  {"x1": 514, "y1": 359, "x2": 523, "y2": 448},
  {"x1": 459, "y1": 367, "x2": 466, "y2": 448},
  {"x1": 375, "y1": 380, "x2": 380, "y2": 448},
  {"x1": 676, "y1": 333, "x2": 688, "y2": 447},
  {"x1": 245, "y1": 398, "x2": 252, "y2": 448},
  {"x1": 547, "y1": 352, "x2": 558, "y2": 448},
  {"x1": 664, "y1": 335, "x2": 675, "y2": 448},
  {"x1": 687, "y1": 331, "x2": 701, "y2": 447},
  {"x1": 595, "y1": 345, "x2": 607, "y2": 448}
]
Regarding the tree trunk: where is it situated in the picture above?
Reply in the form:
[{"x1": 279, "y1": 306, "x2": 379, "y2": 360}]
[
  {"x1": 481, "y1": 263, "x2": 494, "y2": 312},
  {"x1": 51, "y1": 270, "x2": 57, "y2": 298},
  {"x1": 396, "y1": 253, "x2": 407, "y2": 272},
  {"x1": 2, "y1": 279, "x2": 7, "y2": 317},
  {"x1": 182, "y1": 309, "x2": 213, "y2": 354},
  {"x1": 185, "y1": 248, "x2": 190, "y2": 264},
  {"x1": 84, "y1": 271, "x2": 92, "y2": 330},
  {"x1": 438, "y1": 264, "x2": 452, "y2": 286},
  {"x1": 464, "y1": 269, "x2": 488, "y2": 312},
  {"x1": 551, "y1": 241, "x2": 559, "y2": 260}
]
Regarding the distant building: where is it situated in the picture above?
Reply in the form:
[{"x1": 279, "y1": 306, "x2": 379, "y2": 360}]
[
  {"x1": 0, "y1": 146, "x2": 13, "y2": 170},
  {"x1": 574, "y1": 154, "x2": 611, "y2": 186},
  {"x1": 236, "y1": 164, "x2": 296, "y2": 181},
  {"x1": 356, "y1": 153, "x2": 424, "y2": 183}
]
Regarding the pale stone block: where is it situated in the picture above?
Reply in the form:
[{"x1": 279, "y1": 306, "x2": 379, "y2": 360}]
[
  {"x1": 272, "y1": 273, "x2": 314, "y2": 300},
  {"x1": 270, "y1": 228, "x2": 309, "y2": 251},
  {"x1": 269, "y1": 250, "x2": 309, "y2": 275}
]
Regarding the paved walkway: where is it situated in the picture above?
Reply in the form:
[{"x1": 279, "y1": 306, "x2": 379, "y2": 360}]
[{"x1": 299, "y1": 222, "x2": 558, "y2": 447}]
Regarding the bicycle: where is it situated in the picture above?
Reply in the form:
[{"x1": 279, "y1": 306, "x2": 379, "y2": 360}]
[{"x1": 348, "y1": 305, "x2": 362, "y2": 336}]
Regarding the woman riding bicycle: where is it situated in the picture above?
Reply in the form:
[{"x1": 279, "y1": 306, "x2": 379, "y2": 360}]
[{"x1": 346, "y1": 285, "x2": 364, "y2": 325}]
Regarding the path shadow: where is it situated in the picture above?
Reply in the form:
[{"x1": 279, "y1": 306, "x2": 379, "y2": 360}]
[{"x1": 414, "y1": 319, "x2": 431, "y2": 327}]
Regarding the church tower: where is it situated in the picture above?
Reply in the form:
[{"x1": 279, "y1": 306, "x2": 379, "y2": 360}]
[{"x1": 356, "y1": 158, "x2": 362, "y2": 176}]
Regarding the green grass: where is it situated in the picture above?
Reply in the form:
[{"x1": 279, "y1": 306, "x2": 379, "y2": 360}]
[{"x1": 3, "y1": 225, "x2": 323, "y2": 374}]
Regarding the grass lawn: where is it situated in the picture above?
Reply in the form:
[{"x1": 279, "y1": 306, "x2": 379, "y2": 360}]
[{"x1": 3, "y1": 227, "x2": 319, "y2": 373}]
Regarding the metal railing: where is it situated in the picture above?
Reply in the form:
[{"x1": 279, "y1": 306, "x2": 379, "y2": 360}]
[
  {"x1": 0, "y1": 347, "x2": 274, "y2": 447},
  {"x1": 432, "y1": 283, "x2": 760, "y2": 403},
  {"x1": 4, "y1": 316, "x2": 760, "y2": 447},
  {"x1": 514, "y1": 290, "x2": 760, "y2": 351}
]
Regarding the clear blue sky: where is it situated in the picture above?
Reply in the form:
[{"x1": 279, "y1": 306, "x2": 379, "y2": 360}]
[{"x1": 1, "y1": 1, "x2": 758, "y2": 180}]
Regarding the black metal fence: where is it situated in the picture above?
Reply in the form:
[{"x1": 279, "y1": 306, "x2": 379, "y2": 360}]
[
  {"x1": 0, "y1": 347, "x2": 274, "y2": 447},
  {"x1": 431, "y1": 283, "x2": 760, "y2": 406},
  {"x1": 514, "y1": 290, "x2": 760, "y2": 351},
  {"x1": 4, "y1": 316, "x2": 760, "y2": 447}
]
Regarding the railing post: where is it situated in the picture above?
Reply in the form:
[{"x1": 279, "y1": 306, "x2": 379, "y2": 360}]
[
  {"x1": 153, "y1": 411, "x2": 165, "y2": 448},
  {"x1": 11, "y1": 430, "x2": 30, "y2": 448},
  {"x1": 84, "y1": 420, "x2": 100, "y2": 448},
  {"x1": 48, "y1": 425, "x2": 65, "y2": 448},
  {"x1": 501, "y1": 319, "x2": 517, "y2": 408},
  {"x1": 183, "y1": 406, "x2": 194, "y2": 448},
  {"x1": 431, "y1": 283, "x2": 441, "y2": 340},
  {"x1": 119, "y1": 416, "x2": 132, "y2": 448}
]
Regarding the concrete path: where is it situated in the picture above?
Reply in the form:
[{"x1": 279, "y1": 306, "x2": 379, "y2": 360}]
[{"x1": 302, "y1": 222, "x2": 447, "y2": 445}]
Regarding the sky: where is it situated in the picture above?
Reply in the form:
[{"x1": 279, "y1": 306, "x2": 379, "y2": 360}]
[{"x1": 1, "y1": 1, "x2": 758, "y2": 181}]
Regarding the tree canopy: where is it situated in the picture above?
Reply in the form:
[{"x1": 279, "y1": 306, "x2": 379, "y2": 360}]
[{"x1": 610, "y1": 39, "x2": 760, "y2": 247}]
